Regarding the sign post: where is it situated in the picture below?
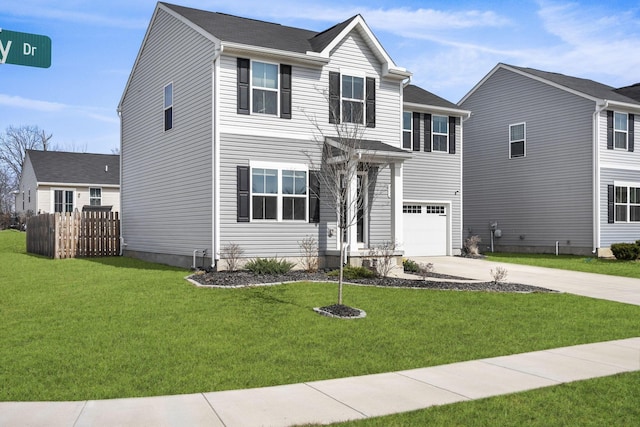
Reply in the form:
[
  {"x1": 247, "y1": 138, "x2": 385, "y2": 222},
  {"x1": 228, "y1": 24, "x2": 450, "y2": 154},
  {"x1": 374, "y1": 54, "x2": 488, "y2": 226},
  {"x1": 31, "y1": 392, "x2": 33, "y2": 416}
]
[{"x1": 0, "y1": 29, "x2": 51, "y2": 68}]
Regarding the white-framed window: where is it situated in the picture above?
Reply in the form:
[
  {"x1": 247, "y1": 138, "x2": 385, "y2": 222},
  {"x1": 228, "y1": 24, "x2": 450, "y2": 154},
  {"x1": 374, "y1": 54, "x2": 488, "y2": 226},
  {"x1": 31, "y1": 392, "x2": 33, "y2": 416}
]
[
  {"x1": 425, "y1": 205, "x2": 446, "y2": 214},
  {"x1": 89, "y1": 188, "x2": 102, "y2": 206},
  {"x1": 615, "y1": 184, "x2": 640, "y2": 222},
  {"x1": 164, "y1": 82, "x2": 173, "y2": 131},
  {"x1": 432, "y1": 115, "x2": 449, "y2": 152},
  {"x1": 252, "y1": 61, "x2": 278, "y2": 115},
  {"x1": 510, "y1": 122, "x2": 526, "y2": 158},
  {"x1": 250, "y1": 162, "x2": 308, "y2": 221},
  {"x1": 342, "y1": 74, "x2": 364, "y2": 124},
  {"x1": 614, "y1": 112, "x2": 628, "y2": 150},
  {"x1": 53, "y1": 189, "x2": 74, "y2": 213},
  {"x1": 402, "y1": 111, "x2": 412, "y2": 150}
]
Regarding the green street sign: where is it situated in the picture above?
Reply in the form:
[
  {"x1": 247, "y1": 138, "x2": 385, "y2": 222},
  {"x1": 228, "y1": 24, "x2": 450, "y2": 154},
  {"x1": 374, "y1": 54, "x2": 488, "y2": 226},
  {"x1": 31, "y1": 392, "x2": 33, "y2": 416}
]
[{"x1": 0, "y1": 28, "x2": 51, "y2": 68}]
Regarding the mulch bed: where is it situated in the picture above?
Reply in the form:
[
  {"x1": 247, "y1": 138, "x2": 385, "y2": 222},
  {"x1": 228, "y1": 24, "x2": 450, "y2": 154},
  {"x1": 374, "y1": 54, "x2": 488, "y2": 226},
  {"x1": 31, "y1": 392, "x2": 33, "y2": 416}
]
[{"x1": 188, "y1": 270, "x2": 555, "y2": 293}]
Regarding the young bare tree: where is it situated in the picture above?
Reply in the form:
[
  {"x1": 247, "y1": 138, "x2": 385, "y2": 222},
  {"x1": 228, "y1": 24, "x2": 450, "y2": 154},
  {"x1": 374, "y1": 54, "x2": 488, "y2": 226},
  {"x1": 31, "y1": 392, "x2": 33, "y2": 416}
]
[
  {"x1": 306, "y1": 94, "x2": 390, "y2": 306},
  {"x1": 0, "y1": 125, "x2": 54, "y2": 213}
]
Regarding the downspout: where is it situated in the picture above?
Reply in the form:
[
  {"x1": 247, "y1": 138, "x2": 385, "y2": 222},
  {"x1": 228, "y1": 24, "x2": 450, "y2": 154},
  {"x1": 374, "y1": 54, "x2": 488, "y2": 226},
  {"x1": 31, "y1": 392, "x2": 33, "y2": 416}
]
[
  {"x1": 117, "y1": 107, "x2": 126, "y2": 256},
  {"x1": 593, "y1": 100, "x2": 608, "y2": 255},
  {"x1": 458, "y1": 111, "x2": 471, "y2": 256},
  {"x1": 212, "y1": 45, "x2": 223, "y2": 270}
]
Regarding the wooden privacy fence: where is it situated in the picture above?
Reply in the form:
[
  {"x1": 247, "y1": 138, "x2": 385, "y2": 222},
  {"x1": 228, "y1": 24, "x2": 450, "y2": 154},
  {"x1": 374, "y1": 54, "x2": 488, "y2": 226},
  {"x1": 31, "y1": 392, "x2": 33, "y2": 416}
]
[{"x1": 27, "y1": 211, "x2": 120, "y2": 259}]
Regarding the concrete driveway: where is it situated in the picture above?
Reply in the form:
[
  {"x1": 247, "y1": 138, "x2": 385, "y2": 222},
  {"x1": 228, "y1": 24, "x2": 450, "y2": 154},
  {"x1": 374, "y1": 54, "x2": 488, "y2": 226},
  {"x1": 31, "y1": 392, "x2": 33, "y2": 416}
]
[{"x1": 414, "y1": 256, "x2": 640, "y2": 306}]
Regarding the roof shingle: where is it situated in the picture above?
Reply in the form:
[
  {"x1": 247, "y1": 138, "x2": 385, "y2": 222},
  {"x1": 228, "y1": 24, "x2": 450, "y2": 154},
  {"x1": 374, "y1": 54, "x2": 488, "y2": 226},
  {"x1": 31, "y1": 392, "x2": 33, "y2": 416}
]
[{"x1": 27, "y1": 150, "x2": 120, "y2": 185}]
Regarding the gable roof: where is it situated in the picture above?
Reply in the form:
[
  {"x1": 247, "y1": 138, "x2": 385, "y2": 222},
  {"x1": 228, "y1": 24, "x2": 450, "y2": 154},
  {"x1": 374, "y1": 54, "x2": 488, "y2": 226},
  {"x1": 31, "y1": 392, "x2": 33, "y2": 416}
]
[
  {"x1": 157, "y1": 3, "x2": 408, "y2": 76},
  {"x1": 615, "y1": 83, "x2": 640, "y2": 102},
  {"x1": 460, "y1": 63, "x2": 640, "y2": 109},
  {"x1": 26, "y1": 150, "x2": 120, "y2": 186},
  {"x1": 404, "y1": 84, "x2": 471, "y2": 117},
  {"x1": 161, "y1": 3, "x2": 318, "y2": 54}
]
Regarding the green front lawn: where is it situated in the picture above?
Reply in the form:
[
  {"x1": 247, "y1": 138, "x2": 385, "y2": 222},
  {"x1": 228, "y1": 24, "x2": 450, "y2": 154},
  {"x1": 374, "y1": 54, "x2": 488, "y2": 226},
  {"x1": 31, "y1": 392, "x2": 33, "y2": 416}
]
[
  {"x1": 1, "y1": 230, "x2": 639, "y2": 402},
  {"x1": 486, "y1": 252, "x2": 640, "y2": 278}
]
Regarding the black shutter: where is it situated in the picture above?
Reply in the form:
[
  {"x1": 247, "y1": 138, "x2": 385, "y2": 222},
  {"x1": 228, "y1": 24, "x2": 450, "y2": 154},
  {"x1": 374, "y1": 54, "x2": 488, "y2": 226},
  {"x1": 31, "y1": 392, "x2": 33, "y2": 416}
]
[
  {"x1": 412, "y1": 112, "x2": 421, "y2": 151},
  {"x1": 237, "y1": 166, "x2": 250, "y2": 222},
  {"x1": 449, "y1": 116, "x2": 457, "y2": 154},
  {"x1": 366, "y1": 77, "x2": 376, "y2": 128},
  {"x1": 607, "y1": 110, "x2": 614, "y2": 150},
  {"x1": 309, "y1": 170, "x2": 320, "y2": 223},
  {"x1": 280, "y1": 64, "x2": 292, "y2": 119},
  {"x1": 424, "y1": 113, "x2": 432, "y2": 152},
  {"x1": 329, "y1": 71, "x2": 340, "y2": 124},
  {"x1": 628, "y1": 114, "x2": 634, "y2": 152},
  {"x1": 237, "y1": 58, "x2": 250, "y2": 115},
  {"x1": 608, "y1": 184, "x2": 615, "y2": 224}
]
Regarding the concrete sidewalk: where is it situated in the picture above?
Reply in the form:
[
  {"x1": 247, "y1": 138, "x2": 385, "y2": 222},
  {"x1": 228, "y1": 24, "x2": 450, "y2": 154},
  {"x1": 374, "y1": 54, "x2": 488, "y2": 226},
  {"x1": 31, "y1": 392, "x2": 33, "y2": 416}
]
[
  {"x1": 2, "y1": 259, "x2": 640, "y2": 427},
  {"x1": 1, "y1": 337, "x2": 638, "y2": 427}
]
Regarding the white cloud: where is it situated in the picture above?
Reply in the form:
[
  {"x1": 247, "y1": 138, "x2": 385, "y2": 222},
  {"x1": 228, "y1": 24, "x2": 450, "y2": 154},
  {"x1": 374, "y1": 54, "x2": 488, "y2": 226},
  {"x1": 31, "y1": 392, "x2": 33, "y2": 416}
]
[{"x1": 0, "y1": 94, "x2": 66, "y2": 112}]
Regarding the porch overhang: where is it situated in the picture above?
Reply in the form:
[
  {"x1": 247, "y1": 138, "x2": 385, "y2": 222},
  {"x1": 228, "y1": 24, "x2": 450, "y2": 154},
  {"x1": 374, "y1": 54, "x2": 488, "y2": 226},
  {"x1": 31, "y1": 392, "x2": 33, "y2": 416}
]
[{"x1": 325, "y1": 137, "x2": 413, "y2": 164}]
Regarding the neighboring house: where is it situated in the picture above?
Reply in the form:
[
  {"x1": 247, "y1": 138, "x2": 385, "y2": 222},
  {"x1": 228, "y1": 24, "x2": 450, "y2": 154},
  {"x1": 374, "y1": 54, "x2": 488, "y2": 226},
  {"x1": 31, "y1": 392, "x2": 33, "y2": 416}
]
[
  {"x1": 459, "y1": 63, "x2": 640, "y2": 256},
  {"x1": 17, "y1": 150, "x2": 120, "y2": 215},
  {"x1": 118, "y1": 2, "x2": 467, "y2": 269}
]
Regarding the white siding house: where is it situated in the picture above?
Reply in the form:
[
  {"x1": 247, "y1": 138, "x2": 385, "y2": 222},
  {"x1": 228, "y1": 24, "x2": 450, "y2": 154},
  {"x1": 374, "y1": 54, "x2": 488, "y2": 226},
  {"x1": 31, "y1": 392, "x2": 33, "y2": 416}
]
[
  {"x1": 119, "y1": 2, "x2": 466, "y2": 268},
  {"x1": 460, "y1": 63, "x2": 640, "y2": 256},
  {"x1": 17, "y1": 150, "x2": 120, "y2": 216}
]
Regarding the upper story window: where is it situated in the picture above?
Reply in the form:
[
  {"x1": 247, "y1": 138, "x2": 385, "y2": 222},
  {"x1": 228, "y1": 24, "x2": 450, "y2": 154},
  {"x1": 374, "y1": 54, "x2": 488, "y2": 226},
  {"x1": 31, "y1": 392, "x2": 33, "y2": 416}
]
[
  {"x1": 432, "y1": 115, "x2": 449, "y2": 152},
  {"x1": 237, "y1": 58, "x2": 292, "y2": 119},
  {"x1": 607, "y1": 111, "x2": 634, "y2": 152},
  {"x1": 328, "y1": 71, "x2": 375, "y2": 128},
  {"x1": 403, "y1": 112, "x2": 412, "y2": 149},
  {"x1": 90, "y1": 188, "x2": 102, "y2": 206},
  {"x1": 252, "y1": 61, "x2": 278, "y2": 115},
  {"x1": 341, "y1": 75, "x2": 364, "y2": 124},
  {"x1": 509, "y1": 122, "x2": 526, "y2": 158},
  {"x1": 614, "y1": 112, "x2": 628, "y2": 149},
  {"x1": 164, "y1": 82, "x2": 173, "y2": 131}
]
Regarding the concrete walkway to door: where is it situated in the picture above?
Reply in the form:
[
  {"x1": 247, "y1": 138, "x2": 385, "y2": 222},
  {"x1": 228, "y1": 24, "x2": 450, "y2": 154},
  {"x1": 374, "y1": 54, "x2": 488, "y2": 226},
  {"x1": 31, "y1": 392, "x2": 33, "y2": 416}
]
[{"x1": 413, "y1": 256, "x2": 640, "y2": 306}]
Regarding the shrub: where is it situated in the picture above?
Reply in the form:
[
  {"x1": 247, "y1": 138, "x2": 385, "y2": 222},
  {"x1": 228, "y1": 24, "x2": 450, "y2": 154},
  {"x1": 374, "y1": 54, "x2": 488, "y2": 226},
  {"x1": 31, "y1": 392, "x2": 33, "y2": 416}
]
[
  {"x1": 490, "y1": 266, "x2": 508, "y2": 284},
  {"x1": 610, "y1": 243, "x2": 640, "y2": 261},
  {"x1": 463, "y1": 235, "x2": 481, "y2": 256},
  {"x1": 221, "y1": 242, "x2": 245, "y2": 272},
  {"x1": 328, "y1": 265, "x2": 377, "y2": 280},
  {"x1": 367, "y1": 241, "x2": 398, "y2": 277},
  {"x1": 418, "y1": 262, "x2": 435, "y2": 280},
  {"x1": 245, "y1": 257, "x2": 295, "y2": 275},
  {"x1": 403, "y1": 258, "x2": 420, "y2": 273},
  {"x1": 298, "y1": 235, "x2": 319, "y2": 272}
]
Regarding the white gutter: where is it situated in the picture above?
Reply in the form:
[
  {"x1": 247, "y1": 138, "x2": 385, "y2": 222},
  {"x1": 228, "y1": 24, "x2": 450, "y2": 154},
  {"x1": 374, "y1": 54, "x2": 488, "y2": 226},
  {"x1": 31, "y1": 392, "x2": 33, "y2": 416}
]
[
  {"x1": 593, "y1": 100, "x2": 609, "y2": 254},
  {"x1": 212, "y1": 45, "x2": 223, "y2": 268}
]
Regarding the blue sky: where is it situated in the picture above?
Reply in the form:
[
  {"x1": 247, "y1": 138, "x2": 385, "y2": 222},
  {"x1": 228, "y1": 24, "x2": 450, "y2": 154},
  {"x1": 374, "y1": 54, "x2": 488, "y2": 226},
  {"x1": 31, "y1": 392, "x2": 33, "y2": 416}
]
[{"x1": 1, "y1": 0, "x2": 639, "y2": 154}]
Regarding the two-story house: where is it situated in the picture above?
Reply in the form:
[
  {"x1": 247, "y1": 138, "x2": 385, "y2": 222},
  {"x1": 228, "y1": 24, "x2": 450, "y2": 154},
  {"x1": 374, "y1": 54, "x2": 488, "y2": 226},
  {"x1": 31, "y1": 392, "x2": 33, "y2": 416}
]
[
  {"x1": 17, "y1": 150, "x2": 120, "y2": 216},
  {"x1": 118, "y1": 2, "x2": 468, "y2": 269},
  {"x1": 460, "y1": 63, "x2": 640, "y2": 256}
]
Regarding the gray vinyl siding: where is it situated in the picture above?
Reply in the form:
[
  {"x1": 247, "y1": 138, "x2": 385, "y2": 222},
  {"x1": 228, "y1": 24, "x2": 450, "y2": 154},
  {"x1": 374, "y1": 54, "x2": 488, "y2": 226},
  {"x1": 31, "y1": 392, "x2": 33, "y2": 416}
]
[
  {"x1": 120, "y1": 9, "x2": 214, "y2": 260},
  {"x1": 368, "y1": 166, "x2": 392, "y2": 245},
  {"x1": 217, "y1": 31, "x2": 402, "y2": 147},
  {"x1": 599, "y1": 110, "x2": 640, "y2": 167},
  {"x1": 600, "y1": 170, "x2": 640, "y2": 247},
  {"x1": 219, "y1": 133, "x2": 325, "y2": 258},
  {"x1": 403, "y1": 118, "x2": 462, "y2": 251},
  {"x1": 461, "y1": 67, "x2": 594, "y2": 253}
]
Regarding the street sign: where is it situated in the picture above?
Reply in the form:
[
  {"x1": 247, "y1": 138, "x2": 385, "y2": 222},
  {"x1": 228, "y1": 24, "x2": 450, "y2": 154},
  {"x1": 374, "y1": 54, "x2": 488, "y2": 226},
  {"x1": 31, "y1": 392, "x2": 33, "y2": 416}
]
[{"x1": 0, "y1": 28, "x2": 51, "y2": 68}]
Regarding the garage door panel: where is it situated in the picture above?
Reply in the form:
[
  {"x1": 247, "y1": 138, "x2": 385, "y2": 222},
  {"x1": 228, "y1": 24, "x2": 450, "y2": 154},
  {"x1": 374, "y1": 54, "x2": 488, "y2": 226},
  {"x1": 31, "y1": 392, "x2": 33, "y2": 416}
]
[{"x1": 403, "y1": 204, "x2": 447, "y2": 256}]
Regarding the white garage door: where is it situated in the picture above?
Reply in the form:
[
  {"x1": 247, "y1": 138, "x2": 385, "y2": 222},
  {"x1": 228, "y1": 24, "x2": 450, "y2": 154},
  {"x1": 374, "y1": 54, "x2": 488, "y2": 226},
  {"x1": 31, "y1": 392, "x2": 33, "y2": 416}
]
[{"x1": 403, "y1": 204, "x2": 448, "y2": 256}]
